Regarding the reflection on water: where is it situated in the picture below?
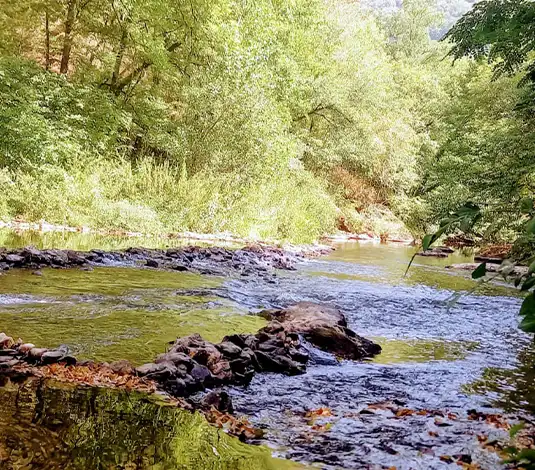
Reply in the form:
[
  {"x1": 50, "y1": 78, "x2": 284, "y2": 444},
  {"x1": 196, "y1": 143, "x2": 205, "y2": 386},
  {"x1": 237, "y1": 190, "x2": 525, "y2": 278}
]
[
  {"x1": 0, "y1": 228, "x2": 239, "y2": 251},
  {"x1": 0, "y1": 377, "x2": 299, "y2": 470},
  {"x1": 0, "y1": 268, "x2": 265, "y2": 364},
  {"x1": 465, "y1": 344, "x2": 535, "y2": 414},
  {"x1": 320, "y1": 241, "x2": 517, "y2": 295}
]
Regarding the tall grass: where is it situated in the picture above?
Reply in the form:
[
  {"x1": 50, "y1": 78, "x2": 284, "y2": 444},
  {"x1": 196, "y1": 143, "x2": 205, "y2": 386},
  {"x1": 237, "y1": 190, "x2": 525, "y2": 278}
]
[{"x1": 0, "y1": 159, "x2": 338, "y2": 243}]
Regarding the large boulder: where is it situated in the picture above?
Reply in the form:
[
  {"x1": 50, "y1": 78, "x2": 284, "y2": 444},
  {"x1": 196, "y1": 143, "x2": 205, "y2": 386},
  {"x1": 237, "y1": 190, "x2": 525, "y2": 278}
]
[{"x1": 259, "y1": 302, "x2": 381, "y2": 360}]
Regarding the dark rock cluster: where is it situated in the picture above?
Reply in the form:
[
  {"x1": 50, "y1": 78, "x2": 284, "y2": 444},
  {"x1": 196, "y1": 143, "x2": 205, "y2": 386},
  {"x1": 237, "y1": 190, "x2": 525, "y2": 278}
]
[
  {"x1": 259, "y1": 302, "x2": 382, "y2": 360},
  {"x1": 416, "y1": 246, "x2": 454, "y2": 258},
  {"x1": 136, "y1": 302, "x2": 381, "y2": 398},
  {"x1": 0, "y1": 244, "x2": 332, "y2": 278},
  {"x1": 136, "y1": 320, "x2": 308, "y2": 397}
]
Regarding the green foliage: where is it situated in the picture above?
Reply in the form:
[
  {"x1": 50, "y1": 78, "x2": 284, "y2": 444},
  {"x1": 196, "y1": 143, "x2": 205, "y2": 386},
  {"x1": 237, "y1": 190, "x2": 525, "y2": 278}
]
[
  {"x1": 445, "y1": 0, "x2": 535, "y2": 85},
  {"x1": 2, "y1": 0, "x2": 529, "y2": 244}
]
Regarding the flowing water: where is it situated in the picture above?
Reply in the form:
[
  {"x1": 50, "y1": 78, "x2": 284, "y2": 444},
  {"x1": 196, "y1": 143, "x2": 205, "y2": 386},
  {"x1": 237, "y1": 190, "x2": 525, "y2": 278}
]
[{"x1": 0, "y1": 230, "x2": 532, "y2": 469}]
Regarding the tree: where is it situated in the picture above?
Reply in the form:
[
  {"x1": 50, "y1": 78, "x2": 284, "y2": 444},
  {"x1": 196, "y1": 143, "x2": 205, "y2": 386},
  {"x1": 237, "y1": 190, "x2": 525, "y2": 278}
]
[{"x1": 445, "y1": 0, "x2": 535, "y2": 86}]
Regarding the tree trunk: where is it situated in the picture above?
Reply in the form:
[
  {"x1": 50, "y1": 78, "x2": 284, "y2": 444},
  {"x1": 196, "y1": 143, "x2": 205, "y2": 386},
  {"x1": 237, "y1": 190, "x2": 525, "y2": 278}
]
[
  {"x1": 45, "y1": 9, "x2": 51, "y2": 71},
  {"x1": 60, "y1": 0, "x2": 78, "y2": 74},
  {"x1": 111, "y1": 28, "x2": 128, "y2": 89}
]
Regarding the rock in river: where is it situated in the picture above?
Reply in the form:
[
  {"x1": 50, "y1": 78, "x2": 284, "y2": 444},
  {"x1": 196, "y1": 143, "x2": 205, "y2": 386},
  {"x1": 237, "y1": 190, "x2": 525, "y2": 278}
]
[{"x1": 259, "y1": 302, "x2": 382, "y2": 359}]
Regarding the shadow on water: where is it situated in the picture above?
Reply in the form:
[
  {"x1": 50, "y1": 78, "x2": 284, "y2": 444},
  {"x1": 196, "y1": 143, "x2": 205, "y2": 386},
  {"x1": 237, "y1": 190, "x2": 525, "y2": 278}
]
[{"x1": 0, "y1": 377, "x2": 301, "y2": 470}]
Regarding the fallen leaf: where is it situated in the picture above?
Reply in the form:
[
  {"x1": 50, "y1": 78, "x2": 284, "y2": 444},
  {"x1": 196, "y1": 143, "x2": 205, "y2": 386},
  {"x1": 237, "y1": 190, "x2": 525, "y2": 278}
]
[{"x1": 395, "y1": 408, "x2": 415, "y2": 417}]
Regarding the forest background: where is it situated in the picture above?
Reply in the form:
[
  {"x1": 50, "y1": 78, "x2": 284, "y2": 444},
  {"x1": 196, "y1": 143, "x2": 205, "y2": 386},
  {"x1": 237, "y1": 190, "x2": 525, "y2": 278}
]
[{"x1": 0, "y1": 0, "x2": 528, "y2": 243}]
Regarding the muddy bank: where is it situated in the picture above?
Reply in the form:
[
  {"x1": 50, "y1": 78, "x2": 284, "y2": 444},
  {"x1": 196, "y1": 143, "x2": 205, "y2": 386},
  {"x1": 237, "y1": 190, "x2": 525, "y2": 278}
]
[{"x1": 0, "y1": 244, "x2": 332, "y2": 278}]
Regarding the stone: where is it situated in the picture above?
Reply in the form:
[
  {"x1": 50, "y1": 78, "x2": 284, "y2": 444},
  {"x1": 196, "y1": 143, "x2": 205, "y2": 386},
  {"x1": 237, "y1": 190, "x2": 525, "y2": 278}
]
[
  {"x1": 155, "y1": 352, "x2": 193, "y2": 370},
  {"x1": 304, "y1": 326, "x2": 382, "y2": 360},
  {"x1": 0, "y1": 356, "x2": 17, "y2": 364},
  {"x1": 0, "y1": 333, "x2": 14, "y2": 349},
  {"x1": 172, "y1": 264, "x2": 189, "y2": 272},
  {"x1": 109, "y1": 360, "x2": 134, "y2": 375},
  {"x1": 190, "y1": 364, "x2": 212, "y2": 384},
  {"x1": 0, "y1": 358, "x2": 19, "y2": 368},
  {"x1": 27, "y1": 348, "x2": 48, "y2": 361},
  {"x1": 255, "y1": 350, "x2": 305, "y2": 375},
  {"x1": 41, "y1": 350, "x2": 66, "y2": 364},
  {"x1": 258, "y1": 302, "x2": 381, "y2": 360},
  {"x1": 4, "y1": 254, "x2": 23, "y2": 264},
  {"x1": 216, "y1": 341, "x2": 243, "y2": 358},
  {"x1": 136, "y1": 361, "x2": 177, "y2": 380},
  {"x1": 18, "y1": 343, "x2": 35, "y2": 354},
  {"x1": 201, "y1": 390, "x2": 234, "y2": 413},
  {"x1": 166, "y1": 378, "x2": 187, "y2": 396},
  {"x1": 146, "y1": 259, "x2": 159, "y2": 268},
  {"x1": 0, "y1": 349, "x2": 18, "y2": 357}
]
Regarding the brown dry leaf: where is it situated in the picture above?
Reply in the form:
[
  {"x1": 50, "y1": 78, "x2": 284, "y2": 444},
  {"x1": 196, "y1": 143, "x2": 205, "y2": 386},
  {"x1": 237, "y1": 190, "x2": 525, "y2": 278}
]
[
  {"x1": 14, "y1": 364, "x2": 157, "y2": 393},
  {"x1": 311, "y1": 423, "x2": 332, "y2": 432},
  {"x1": 428, "y1": 431, "x2": 439, "y2": 438},
  {"x1": 305, "y1": 407, "x2": 333, "y2": 418},
  {"x1": 395, "y1": 408, "x2": 414, "y2": 418},
  {"x1": 448, "y1": 412, "x2": 458, "y2": 420},
  {"x1": 485, "y1": 414, "x2": 510, "y2": 430},
  {"x1": 205, "y1": 407, "x2": 264, "y2": 440},
  {"x1": 440, "y1": 456, "x2": 454, "y2": 463}
]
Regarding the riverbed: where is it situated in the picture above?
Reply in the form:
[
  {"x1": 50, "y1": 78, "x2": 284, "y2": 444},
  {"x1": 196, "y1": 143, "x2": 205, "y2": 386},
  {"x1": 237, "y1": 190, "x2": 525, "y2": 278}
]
[{"x1": 0, "y1": 230, "x2": 530, "y2": 469}]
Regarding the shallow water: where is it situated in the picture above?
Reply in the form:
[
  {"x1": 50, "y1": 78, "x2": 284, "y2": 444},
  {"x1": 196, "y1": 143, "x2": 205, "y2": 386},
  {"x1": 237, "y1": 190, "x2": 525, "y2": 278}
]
[{"x1": 0, "y1": 233, "x2": 531, "y2": 469}]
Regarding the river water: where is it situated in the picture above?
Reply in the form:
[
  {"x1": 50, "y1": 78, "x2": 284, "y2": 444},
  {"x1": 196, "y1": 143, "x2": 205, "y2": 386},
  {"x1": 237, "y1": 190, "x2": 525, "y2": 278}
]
[{"x1": 0, "y1": 230, "x2": 531, "y2": 469}]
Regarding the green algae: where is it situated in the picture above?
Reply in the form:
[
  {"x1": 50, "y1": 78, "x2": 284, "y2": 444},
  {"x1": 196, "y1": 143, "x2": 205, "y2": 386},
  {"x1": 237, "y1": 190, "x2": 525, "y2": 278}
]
[
  {"x1": 0, "y1": 267, "x2": 266, "y2": 364},
  {"x1": 372, "y1": 337, "x2": 479, "y2": 364}
]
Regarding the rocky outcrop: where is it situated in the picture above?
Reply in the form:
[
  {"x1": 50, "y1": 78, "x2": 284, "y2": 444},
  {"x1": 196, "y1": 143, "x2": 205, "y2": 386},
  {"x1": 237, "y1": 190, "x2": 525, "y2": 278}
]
[
  {"x1": 136, "y1": 302, "x2": 381, "y2": 397},
  {"x1": 258, "y1": 302, "x2": 382, "y2": 360},
  {"x1": 0, "y1": 244, "x2": 332, "y2": 279},
  {"x1": 136, "y1": 320, "x2": 308, "y2": 397}
]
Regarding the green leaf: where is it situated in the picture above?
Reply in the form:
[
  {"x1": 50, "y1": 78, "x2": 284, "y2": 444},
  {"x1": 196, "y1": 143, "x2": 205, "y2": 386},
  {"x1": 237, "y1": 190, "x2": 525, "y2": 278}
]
[
  {"x1": 422, "y1": 234, "x2": 435, "y2": 251},
  {"x1": 521, "y1": 276, "x2": 535, "y2": 291},
  {"x1": 520, "y1": 293, "x2": 535, "y2": 316},
  {"x1": 514, "y1": 448, "x2": 535, "y2": 463},
  {"x1": 521, "y1": 198, "x2": 534, "y2": 214},
  {"x1": 520, "y1": 313, "x2": 535, "y2": 333},
  {"x1": 529, "y1": 260, "x2": 535, "y2": 275},
  {"x1": 510, "y1": 422, "x2": 526, "y2": 438},
  {"x1": 526, "y1": 216, "x2": 535, "y2": 234},
  {"x1": 471, "y1": 262, "x2": 487, "y2": 279}
]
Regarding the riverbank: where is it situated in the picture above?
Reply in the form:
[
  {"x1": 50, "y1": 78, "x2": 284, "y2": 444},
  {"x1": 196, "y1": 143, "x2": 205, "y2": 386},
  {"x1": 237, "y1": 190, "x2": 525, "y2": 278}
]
[{"x1": 0, "y1": 219, "x2": 416, "y2": 248}]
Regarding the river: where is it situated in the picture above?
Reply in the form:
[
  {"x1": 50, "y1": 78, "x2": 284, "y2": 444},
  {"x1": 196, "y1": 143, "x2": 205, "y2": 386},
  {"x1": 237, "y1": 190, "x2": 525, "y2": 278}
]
[{"x1": 0, "y1": 230, "x2": 531, "y2": 469}]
